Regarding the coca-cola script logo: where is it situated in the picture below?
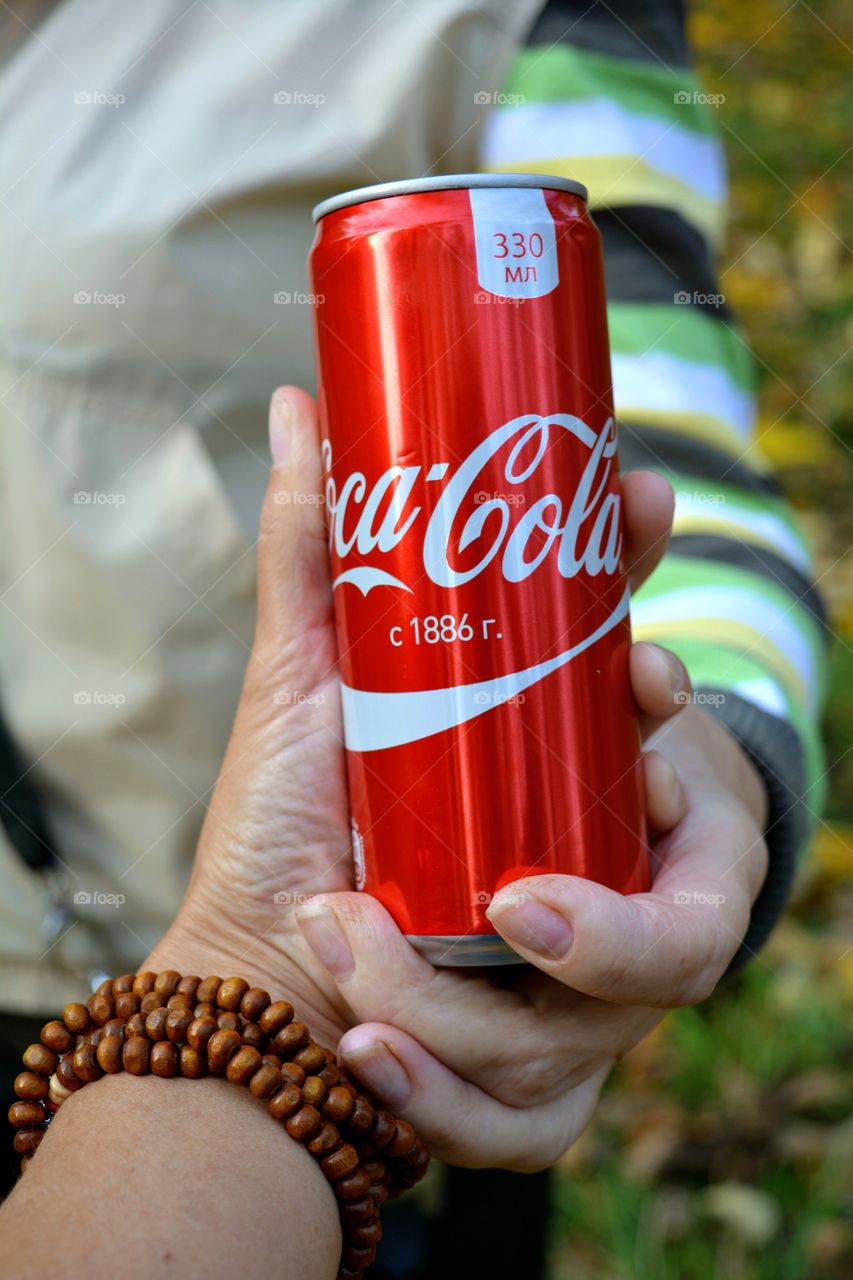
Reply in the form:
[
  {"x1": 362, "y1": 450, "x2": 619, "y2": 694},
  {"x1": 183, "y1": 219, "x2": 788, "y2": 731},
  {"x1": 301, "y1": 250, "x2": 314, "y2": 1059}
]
[{"x1": 322, "y1": 414, "x2": 622, "y2": 596}]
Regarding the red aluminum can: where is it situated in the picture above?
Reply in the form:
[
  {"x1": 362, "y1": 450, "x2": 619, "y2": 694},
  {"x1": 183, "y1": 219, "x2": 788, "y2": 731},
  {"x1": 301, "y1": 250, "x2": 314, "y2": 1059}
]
[{"x1": 310, "y1": 174, "x2": 648, "y2": 965}]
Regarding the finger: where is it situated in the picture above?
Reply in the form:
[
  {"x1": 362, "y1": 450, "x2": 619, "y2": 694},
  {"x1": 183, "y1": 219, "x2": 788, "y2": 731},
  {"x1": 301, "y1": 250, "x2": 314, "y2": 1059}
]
[
  {"x1": 485, "y1": 820, "x2": 755, "y2": 1008},
  {"x1": 254, "y1": 387, "x2": 333, "y2": 677},
  {"x1": 338, "y1": 1021, "x2": 609, "y2": 1172},
  {"x1": 643, "y1": 749, "x2": 686, "y2": 833},
  {"x1": 622, "y1": 470, "x2": 674, "y2": 592},
  {"x1": 631, "y1": 642, "x2": 692, "y2": 735}
]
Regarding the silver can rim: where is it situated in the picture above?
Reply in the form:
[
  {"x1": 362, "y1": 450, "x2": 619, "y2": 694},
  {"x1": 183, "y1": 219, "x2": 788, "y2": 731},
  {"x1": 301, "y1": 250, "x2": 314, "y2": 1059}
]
[{"x1": 312, "y1": 172, "x2": 588, "y2": 223}]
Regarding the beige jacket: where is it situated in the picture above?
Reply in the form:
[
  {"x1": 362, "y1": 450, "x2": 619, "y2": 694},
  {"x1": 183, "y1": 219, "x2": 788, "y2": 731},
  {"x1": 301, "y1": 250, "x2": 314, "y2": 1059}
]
[{"x1": 0, "y1": 0, "x2": 541, "y2": 1010}]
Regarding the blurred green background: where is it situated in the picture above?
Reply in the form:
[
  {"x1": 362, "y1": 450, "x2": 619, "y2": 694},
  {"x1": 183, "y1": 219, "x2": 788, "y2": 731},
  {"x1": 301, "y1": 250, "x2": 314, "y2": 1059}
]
[{"x1": 548, "y1": 2, "x2": 853, "y2": 1277}]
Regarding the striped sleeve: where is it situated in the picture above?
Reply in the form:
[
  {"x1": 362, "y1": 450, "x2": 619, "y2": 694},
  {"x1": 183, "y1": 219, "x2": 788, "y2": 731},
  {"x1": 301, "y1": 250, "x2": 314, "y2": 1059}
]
[{"x1": 482, "y1": 0, "x2": 828, "y2": 969}]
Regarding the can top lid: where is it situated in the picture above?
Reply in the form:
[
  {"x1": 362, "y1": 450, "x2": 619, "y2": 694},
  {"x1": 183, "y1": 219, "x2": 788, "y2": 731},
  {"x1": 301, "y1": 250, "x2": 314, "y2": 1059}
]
[{"x1": 312, "y1": 172, "x2": 588, "y2": 222}]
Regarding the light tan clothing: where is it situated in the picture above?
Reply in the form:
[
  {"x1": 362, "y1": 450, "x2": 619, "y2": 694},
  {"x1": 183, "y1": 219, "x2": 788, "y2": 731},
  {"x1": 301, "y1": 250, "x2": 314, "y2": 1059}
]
[{"x1": 0, "y1": 0, "x2": 540, "y2": 1010}]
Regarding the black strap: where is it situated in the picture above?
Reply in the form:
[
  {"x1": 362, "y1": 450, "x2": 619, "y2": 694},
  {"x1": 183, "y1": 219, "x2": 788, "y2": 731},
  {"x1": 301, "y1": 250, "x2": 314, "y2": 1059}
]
[{"x1": 0, "y1": 707, "x2": 57, "y2": 871}]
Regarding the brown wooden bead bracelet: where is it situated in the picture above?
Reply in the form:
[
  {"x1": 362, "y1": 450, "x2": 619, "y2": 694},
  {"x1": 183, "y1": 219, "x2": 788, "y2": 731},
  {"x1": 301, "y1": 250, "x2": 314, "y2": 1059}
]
[{"x1": 8, "y1": 971, "x2": 430, "y2": 1279}]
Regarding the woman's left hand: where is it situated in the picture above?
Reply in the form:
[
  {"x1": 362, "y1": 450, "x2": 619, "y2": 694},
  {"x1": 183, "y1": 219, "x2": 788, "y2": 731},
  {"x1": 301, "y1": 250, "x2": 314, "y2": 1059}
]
[{"x1": 150, "y1": 386, "x2": 767, "y2": 1170}]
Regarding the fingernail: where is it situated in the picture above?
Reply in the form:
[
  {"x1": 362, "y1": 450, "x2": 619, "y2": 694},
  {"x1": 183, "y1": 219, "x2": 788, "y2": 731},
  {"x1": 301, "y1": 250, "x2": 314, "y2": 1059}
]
[
  {"x1": 486, "y1": 897, "x2": 573, "y2": 960},
  {"x1": 295, "y1": 905, "x2": 354, "y2": 980},
  {"x1": 661, "y1": 648, "x2": 690, "y2": 698},
  {"x1": 343, "y1": 1040, "x2": 412, "y2": 1110},
  {"x1": 269, "y1": 391, "x2": 292, "y2": 469}
]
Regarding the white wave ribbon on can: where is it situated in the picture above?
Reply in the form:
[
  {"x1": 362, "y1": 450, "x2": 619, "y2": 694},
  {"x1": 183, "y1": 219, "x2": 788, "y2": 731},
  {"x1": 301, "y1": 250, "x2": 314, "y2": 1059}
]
[{"x1": 341, "y1": 585, "x2": 630, "y2": 751}]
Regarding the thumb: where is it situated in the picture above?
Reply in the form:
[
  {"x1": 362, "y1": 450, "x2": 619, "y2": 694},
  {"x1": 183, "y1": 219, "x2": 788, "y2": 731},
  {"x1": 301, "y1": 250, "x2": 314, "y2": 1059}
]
[{"x1": 253, "y1": 386, "x2": 334, "y2": 685}]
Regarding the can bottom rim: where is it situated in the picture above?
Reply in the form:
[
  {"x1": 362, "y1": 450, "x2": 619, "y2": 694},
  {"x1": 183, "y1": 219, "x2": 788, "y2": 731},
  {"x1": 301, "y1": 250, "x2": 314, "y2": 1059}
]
[{"x1": 406, "y1": 934, "x2": 525, "y2": 967}]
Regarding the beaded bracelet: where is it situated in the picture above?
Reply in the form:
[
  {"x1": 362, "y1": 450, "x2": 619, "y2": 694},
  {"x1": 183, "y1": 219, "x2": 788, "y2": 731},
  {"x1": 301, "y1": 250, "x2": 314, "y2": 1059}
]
[{"x1": 7, "y1": 971, "x2": 429, "y2": 1280}]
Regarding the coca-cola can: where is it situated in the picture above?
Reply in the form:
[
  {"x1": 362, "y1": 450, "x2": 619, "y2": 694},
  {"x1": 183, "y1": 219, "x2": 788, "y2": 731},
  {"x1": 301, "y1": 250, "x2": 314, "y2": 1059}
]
[{"x1": 309, "y1": 174, "x2": 648, "y2": 965}]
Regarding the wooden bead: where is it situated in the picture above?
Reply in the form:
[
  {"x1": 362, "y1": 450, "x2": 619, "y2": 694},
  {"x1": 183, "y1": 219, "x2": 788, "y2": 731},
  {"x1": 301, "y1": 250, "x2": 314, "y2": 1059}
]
[
  {"x1": 114, "y1": 991, "x2": 140, "y2": 1019},
  {"x1": 13, "y1": 1128, "x2": 44, "y2": 1156},
  {"x1": 281, "y1": 1062, "x2": 306, "y2": 1087},
  {"x1": 349, "y1": 1220, "x2": 381, "y2": 1247},
  {"x1": 340, "y1": 1239, "x2": 373, "y2": 1269},
  {"x1": 196, "y1": 976, "x2": 223, "y2": 1004},
  {"x1": 336, "y1": 1267, "x2": 362, "y2": 1280},
  {"x1": 343, "y1": 1243, "x2": 376, "y2": 1271},
  {"x1": 248, "y1": 1064, "x2": 283, "y2": 1100},
  {"x1": 87, "y1": 992, "x2": 114, "y2": 1026},
  {"x1": 102, "y1": 1018, "x2": 125, "y2": 1040},
  {"x1": 225, "y1": 1046, "x2": 262, "y2": 1086},
  {"x1": 239, "y1": 987, "x2": 270, "y2": 1023},
  {"x1": 85, "y1": 1026, "x2": 104, "y2": 1048},
  {"x1": 176, "y1": 975, "x2": 201, "y2": 1001},
  {"x1": 306, "y1": 1123, "x2": 341, "y2": 1158},
  {"x1": 258, "y1": 1000, "x2": 294, "y2": 1036},
  {"x1": 194, "y1": 1001, "x2": 217, "y2": 1019},
  {"x1": 262, "y1": 1052, "x2": 283, "y2": 1071},
  {"x1": 8, "y1": 1100, "x2": 44, "y2": 1129},
  {"x1": 339, "y1": 1198, "x2": 376, "y2": 1226},
  {"x1": 72, "y1": 1043, "x2": 102, "y2": 1083},
  {"x1": 22, "y1": 1044, "x2": 58, "y2": 1076},
  {"x1": 321, "y1": 1143, "x2": 359, "y2": 1182},
  {"x1": 179, "y1": 1045, "x2": 207, "y2": 1079},
  {"x1": 241, "y1": 1023, "x2": 264, "y2": 1051},
  {"x1": 144, "y1": 1007, "x2": 169, "y2": 1041},
  {"x1": 95, "y1": 978, "x2": 114, "y2": 997},
  {"x1": 56, "y1": 1055, "x2": 84, "y2": 1092},
  {"x1": 323, "y1": 1086, "x2": 356, "y2": 1124},
  {"x1": 112, "y1": 973, "x2": 135, "y2": 994},
  {"x1": 96, "y1": 1036, "x2": 123, "y2": 1074},
  {"x1": 335, "y1": 1168, "x2": 371, "y2": 1201},
  {"x1": 217, "y1": 976, "x2": 249, "y2": 1011},
  {"x1": 360, "y1": 1157, "x2": 385, "y2": 1184},
  {"x1": 368, "y1": 1110, "x2": 396, "y2": 1149},
  {"x1": 346, "y1": 1097, "x2": 375, "y2": 1138},
  {"x1": 140, "y1": 991, "x2": 166, "y2": 1016},
  {"x1": 154, "y1": 970, "x2": 181, "y2": 997},
  {"x1": 40, "y1": 1020, "x2": 74, "y2": 1054},
  {"x1": 302, "y1": 1076, "x2": 327, "y2": 1107},
  {"x1": 294, "y1": 1044, "x2": 327, "y2": 1074},
  {"x1": 14, "y1": 1072, "x2": 48, "y2": 1101},
  {"x1": 397, "y1": 1147, "x2": 429, "y2": 1180},
  {"x1": 217, "y1": 1011, "x2": 241, "y2": 1033},
  {"x1": 318, "y1": 1063, "x2": 342, "y2": 1088},
  {"x1": 62, "y1": 1002, "x2": 90, "y2": 1034},
  {"x1": 125, "y1": 1013, "x2": 146, "y2": 1038},
  {"x1": 166, "y1": 992, "x2": 192, "y2": 1011},
  {"x1": 271, "y1": 1022, "x2": 308, "y2": 1058},
  {"x1": 48, "y1": 1075, "x2": 73, "y2": 1105},
  {"x1": 386, "y1": 1119, "x2": 417, "y2": 1159},
  {"x1": 151, "y1": 1041, "x2": 179, "y2": 1078},
  {"x1": 165, "y1": 1008, "x2": 193, "y2": 1044},
  {"x1": 285, "y1": 1104, "x2": 322, "y2": 1142},
  {"x1": 122, "y1": 1036, "x2": 151, "y2": 1076},
  {"x1": 207, "y1": 1028, "x2": 242, "y2": 1074},
  {"x1": 132, "y1": 971, "x2": 157, "y2": 996},
  {"x1": 268, "y1": 1085, "x2": 303, "y2": 1122},
  {"x1": 187, "y1": 1016, "x2": 218, "y2": 1052}
]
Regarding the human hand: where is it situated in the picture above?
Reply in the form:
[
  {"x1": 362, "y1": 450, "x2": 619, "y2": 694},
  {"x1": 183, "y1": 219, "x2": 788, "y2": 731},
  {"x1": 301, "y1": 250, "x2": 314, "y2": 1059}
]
[{"x1": 149, "y1": 387, "x2": 766, "y2": 1171}]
